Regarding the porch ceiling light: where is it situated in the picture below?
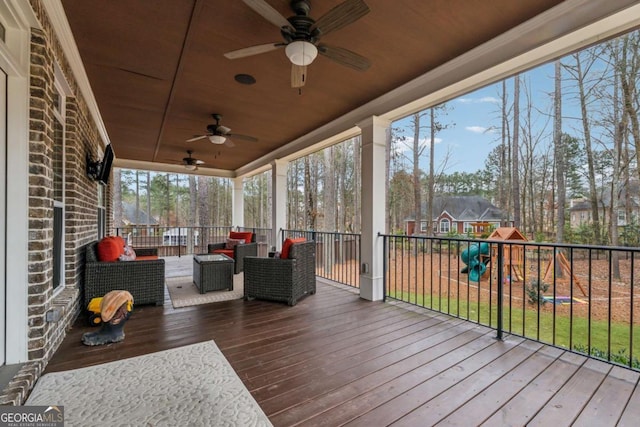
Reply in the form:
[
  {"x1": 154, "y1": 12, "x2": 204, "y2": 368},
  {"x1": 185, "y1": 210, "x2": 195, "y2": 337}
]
[
  {"x1": 208, "y1": 134, "x2": 226, "y2": 145},
  {"x1": 184, "y1": 164, "x2": 197, "y2": 171},
  {"x1": 285, "y1": 41, "x2": 318, "y2": 66}
]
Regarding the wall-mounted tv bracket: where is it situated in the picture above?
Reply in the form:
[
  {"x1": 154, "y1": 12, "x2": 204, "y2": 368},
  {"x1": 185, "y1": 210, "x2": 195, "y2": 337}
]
[{"x1": 86, "y1": 152, "x2": 102, "y2": 181}]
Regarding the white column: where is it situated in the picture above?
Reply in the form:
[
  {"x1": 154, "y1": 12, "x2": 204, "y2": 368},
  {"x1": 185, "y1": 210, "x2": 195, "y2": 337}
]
[
  {"x1": 271, "y1": 159, "x2": 288, "y2": 250},
  {"x1": 358, "y1": 116, "x2": 390, "y2": 301},
  {"x1": 232, "y1": 177, "x2": 244, "y2": 228}
]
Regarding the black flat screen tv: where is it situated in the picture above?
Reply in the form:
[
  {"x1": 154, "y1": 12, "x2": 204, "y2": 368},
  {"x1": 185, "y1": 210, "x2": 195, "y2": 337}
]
[{"x1": 98, "y1": 144, "x2": 114, "y2": 185}]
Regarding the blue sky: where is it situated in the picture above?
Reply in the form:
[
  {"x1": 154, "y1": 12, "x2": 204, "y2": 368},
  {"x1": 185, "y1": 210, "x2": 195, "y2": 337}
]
[{"x1": 391, "y1": 61, "x2": 570, "y2": 174}]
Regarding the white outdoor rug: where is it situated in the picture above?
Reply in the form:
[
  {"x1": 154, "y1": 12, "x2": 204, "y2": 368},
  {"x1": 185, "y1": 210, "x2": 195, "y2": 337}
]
[
  {"x1": 27, "y1": 340, "x2": 272, "y2": 427},
  {"x1": 166, "y1": 274, "x2": 244, "y2": 308}
]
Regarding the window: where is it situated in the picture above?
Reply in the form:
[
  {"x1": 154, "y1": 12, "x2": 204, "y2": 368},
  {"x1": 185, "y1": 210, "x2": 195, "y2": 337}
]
[
  {"x1": 419, "y1": 221, "x2": 427, "y2": 232},
  {"x1": 439, "y1": 219, "x2": 450, "y2": 234},
  {"x1": 98, "y1": 185, "x2": 106, "y2": 239},
  {"x1": 52, "y1": 80, "x2": 65, "y2": 290},
  {"x1": 463, "y1": 222, "x2": 473, "y2": 233},
  {"x1": 618, "y1": 210, "x2": 626, "y2": 223}
]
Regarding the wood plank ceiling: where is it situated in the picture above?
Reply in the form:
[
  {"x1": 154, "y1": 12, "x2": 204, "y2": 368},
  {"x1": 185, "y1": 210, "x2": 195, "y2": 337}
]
[{"x1": 61, "y1": 0, "x2": 578, "y2": 175}]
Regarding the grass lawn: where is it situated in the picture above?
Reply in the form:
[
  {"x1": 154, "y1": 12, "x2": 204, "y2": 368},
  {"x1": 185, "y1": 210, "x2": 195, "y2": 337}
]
[{"x1": 388, "y1": 290, "x2": 640, "y2": 368}]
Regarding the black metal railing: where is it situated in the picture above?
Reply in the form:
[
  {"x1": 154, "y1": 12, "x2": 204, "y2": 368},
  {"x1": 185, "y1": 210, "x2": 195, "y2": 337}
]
[
  {"x1": 115, "y1": 226, "x2": 233, "y2": 257},
  {"x1": 381, "y1": 233, "x2": 640, "y2": 371},
  {"x1": 237, "y1": 226, "x2": 275, "y2": 257},
  {"x1": 282, "y1": 229, "x2": 361, "y2": 288}
]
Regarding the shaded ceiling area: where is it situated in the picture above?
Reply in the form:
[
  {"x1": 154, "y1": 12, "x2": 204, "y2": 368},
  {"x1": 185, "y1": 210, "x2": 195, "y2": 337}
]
[{"x1": 60, "y1": 0, "x2": 633, "y2": 176}]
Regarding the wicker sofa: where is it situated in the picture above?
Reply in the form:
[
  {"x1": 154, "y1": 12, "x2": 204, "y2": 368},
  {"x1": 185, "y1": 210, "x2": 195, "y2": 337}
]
[
  {"x1": 207, "y1": 231, "x2": 258, "y2": 274},
  {"x1": 243, "y1": 240, "x2": 316, "y2": 306},
  {"x1": 84, "y1": 241, "x2": 165, "y2": 307}
]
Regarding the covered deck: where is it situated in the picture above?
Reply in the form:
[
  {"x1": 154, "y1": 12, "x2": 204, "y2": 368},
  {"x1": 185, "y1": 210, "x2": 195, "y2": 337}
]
[{"x1": 44, "y1": 257, "x2": 640, "y2": 426}]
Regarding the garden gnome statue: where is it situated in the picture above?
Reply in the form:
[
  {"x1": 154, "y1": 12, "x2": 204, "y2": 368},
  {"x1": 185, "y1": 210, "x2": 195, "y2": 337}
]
[{"x1": 82, "y1": 290, "x2": 134, "y2": 346}]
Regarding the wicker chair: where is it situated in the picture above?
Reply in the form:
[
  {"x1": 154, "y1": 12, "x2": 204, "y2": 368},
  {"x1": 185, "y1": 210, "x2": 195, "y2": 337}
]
[
  {"x1": 84, "y1": 241, "x2": 165, "y2": 307},
  {"x1": 207, "y1": 232, "x2": 258, "y2": 274},
  {"x1": 243, "y1": 240, "x2": 316, "y2": 306}
]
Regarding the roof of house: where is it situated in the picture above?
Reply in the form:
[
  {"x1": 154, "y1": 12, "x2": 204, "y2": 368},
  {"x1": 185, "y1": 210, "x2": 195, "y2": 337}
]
[
  {"x1": 406, "y1": 196, "x2": 506, "y2": 222},
  {"x1": 570, "y1": 181, "x2": 640, "y2": 211},
  {"x1": 122, "y1": 202, "x2": 159, "y2": 226}
]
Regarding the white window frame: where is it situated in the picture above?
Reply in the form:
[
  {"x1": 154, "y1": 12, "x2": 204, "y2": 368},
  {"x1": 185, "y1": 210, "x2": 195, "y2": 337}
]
[
  {"x1": 97, "y1": 184, "x2": 106, "y2": 239},
  {"x1": 439, "y1": 219, "x2": 450, "y2": 234},
  {"x1": 52, "y1": 78, "x2": 65, "y2": 293}
]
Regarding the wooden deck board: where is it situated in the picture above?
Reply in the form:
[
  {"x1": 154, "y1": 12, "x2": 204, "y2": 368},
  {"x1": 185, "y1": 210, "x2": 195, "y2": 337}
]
[{"x1": 43, "y1": 261, "x2": 640, "y2": 426}]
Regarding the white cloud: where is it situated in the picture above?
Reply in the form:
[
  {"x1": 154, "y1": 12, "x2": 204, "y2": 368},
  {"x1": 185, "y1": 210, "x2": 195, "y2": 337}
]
[
  {"x1": 466, "y1": 126, "x2": 487, "y2": 134},
  {"x1": 394, "y1": 136, "x2": 442, "y2": 152},
  {"x1": 479, "y1": 96, "x2": 500, "y2": 104},
  {"x1": 457, "y1": 96, "x2": 500, "y2": 104}
]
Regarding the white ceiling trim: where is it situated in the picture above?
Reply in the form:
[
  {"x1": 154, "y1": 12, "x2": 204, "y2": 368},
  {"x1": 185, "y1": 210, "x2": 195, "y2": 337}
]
[{"x1": 115, "y1": 158, "x2": 235, "y2": 178}]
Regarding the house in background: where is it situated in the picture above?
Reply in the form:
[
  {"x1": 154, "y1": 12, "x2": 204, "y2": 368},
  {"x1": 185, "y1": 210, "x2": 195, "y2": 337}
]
[
  {"x1": 405, "y1": 195, "x2": 507, "y2": 236},
  {"x1": 120, "y1": 202, "x2": 159, "y2": 231},
  {"x1": 569, "y1": 182, "x2": 640, "y2": 229}
]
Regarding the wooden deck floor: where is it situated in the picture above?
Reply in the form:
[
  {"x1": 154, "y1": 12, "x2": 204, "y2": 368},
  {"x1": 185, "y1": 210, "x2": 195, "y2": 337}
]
[{"x1": 45, "y1": 258, "x2": 640, "y2": 426}]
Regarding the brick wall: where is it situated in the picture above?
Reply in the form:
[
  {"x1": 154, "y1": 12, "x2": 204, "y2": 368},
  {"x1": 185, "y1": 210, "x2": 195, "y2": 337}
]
[{"x1": 0, "y1": 0, "x2": 111, "y2": 405}]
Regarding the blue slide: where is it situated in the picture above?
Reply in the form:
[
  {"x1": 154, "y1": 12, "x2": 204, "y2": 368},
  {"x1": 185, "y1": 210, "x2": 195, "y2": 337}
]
[{"x1": 460, "y1": 242, "x2": 489, "y2": 282}]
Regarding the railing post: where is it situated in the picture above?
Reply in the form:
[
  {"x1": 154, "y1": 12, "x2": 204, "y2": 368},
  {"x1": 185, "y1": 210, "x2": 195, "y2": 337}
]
[
  {"x1": 496, "y1": 241, "x2": 504, "y2": 341},
  {"x1": 382, "y1": 234, "x2": 387, "y2": 302}
]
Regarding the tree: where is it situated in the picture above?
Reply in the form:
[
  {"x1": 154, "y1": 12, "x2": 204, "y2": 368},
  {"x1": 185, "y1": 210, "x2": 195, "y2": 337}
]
[
  {"x1": 410, "y1": 112, "x2": 427, "y2": 234},
  {"x1": 512, "y1": 74, "x2": 522, "y2": 228},
  {"x1": 564, "y1": 50, "x2": 603, "y2": 244},
  {"x1": 304, "y1": 156, "x2": 316, "y2": 229},
  {"x1": 113, "y1": 168, "x2": 122, "y2": 227},
  {"x1": 554, "y1": 60, "x2": 566, "y2": 243},
  {"x1": 426, "y1": 104, "x2": 451, "y2": 237}
]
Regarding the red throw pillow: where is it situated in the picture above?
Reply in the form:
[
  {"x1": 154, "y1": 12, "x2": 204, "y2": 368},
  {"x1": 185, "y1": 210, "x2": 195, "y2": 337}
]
[
  {"x1": 97, "y1": 236, "x2": 125, "y2": 262},
  {"x1": 280, "y1": 237, "x2": 306, "y2": 259},
  {"x1": 229, "y1": 231, "x2": 253, "y2": 243}
]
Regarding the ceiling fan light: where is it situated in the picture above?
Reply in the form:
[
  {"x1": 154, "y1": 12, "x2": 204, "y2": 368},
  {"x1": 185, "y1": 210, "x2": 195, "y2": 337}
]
[
  {"x1": 184, "y1": 164, "x2": 197, "y2": 171},
  {"x1": 209, "y1": 134, "x2": 226, "y2": 144},
  {"x1": 285, "y1": 41, "x2": 318, "y2": 66}
]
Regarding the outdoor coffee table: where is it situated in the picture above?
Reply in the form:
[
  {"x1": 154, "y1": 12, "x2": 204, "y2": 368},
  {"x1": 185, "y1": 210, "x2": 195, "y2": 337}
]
[{"x1": 193, "y1": 253, "x2": 234, "y2": 294}]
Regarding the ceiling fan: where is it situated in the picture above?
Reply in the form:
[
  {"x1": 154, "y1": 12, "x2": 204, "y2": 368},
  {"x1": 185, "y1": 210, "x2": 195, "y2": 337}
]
[
  {"x1": 180, "y1": 150, "x2": 205, "y2": 171},
  {"x1": 186, "y1": 114, "x2": 258, "y2": 147},
  {"x1": 225, "y1": 0, "x2": 371, "y2": 88}
]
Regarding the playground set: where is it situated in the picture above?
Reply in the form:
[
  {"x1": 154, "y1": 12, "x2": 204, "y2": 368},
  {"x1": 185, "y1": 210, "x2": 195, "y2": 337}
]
[{"x1": 459, "y1": 227, "x2": 587, "y2": 298}]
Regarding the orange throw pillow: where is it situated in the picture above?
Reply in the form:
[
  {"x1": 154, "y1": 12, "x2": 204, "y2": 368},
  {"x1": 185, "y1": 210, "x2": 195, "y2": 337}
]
[
  {"x1": 97, "y1": 236, "x2": 125, "y2": 262},
  {"x1": 280, "y1": 237, "x2": 306, "y2": 259}
]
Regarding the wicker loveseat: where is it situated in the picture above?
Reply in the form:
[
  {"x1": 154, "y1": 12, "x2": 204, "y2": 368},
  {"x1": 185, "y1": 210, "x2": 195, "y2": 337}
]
[
  {"x1": 243, "y1": 240, "x2": 316, "y2": 306},
  {"x1": 84, "y1": 241, "x2": 165, "y2": 307},
  {"x1": 207, "y1": 231, "x2": 258, "y2": 274}
]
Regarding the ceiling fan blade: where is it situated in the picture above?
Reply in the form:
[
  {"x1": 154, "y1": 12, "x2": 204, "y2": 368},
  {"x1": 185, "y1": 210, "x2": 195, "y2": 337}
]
[
  {"x1": 242, "y1": 0, "x2": 291, "y2": 29},
  {"x1": 224, "y1": 139, "x2": 236, "y2": 148},
  {"x1": 224, "y1": 42, "x2": 283, "y2": 59},
  {"x1": 186, "y1": 135, "x2": 207, "y2": 142},
  {"x1": 318, "y1": 44, "x2": 371, "y2": 71},
  {"x1": 291, "y1": 64, "x2": 307, "y2": 88},
  {"x1": 311, "y1": 0, "x2": 370, "y2": 37},
  {"x1": 228, "y1": 133, "x2": 258, "y2": 142},
  {"x1": 195, "y1": 159, "x2": 205, "y2": 165},
  {"x1": 218, "y1": 125, "x2": 232, "y2": 134}
]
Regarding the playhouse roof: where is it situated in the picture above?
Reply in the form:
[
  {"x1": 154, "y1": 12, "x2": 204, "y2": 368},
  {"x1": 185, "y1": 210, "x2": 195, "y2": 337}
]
[{"x1": 487, "y1": 227, "x2": 528, "y2": 241}]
